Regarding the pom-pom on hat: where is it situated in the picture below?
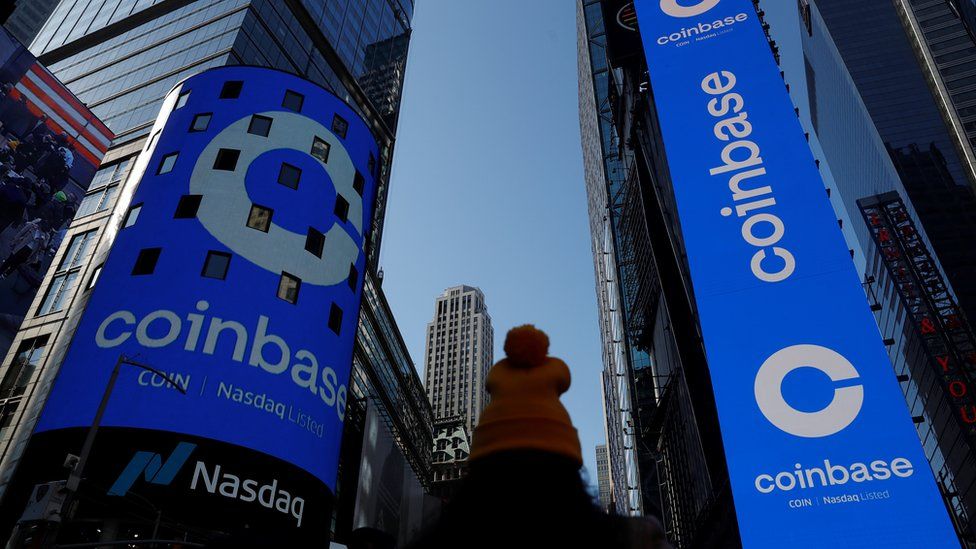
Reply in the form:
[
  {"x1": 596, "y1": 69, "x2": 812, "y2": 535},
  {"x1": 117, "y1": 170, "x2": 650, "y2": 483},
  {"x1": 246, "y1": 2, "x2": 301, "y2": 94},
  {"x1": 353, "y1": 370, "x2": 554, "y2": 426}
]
[{"x1": 469, "y1": 325, "x2": 583, "y2": 466}]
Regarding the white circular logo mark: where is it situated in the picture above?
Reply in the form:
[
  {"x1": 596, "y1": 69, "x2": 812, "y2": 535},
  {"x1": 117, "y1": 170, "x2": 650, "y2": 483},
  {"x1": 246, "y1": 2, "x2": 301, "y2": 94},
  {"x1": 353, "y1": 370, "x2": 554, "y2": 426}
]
[
  {"x1": 754, "y1": 344, "x2": 864, "y2": 438},
  {"x1": 660, "y1": 0, "x2": 721, "y2": 17},
  {"x1": 189, "y1": 110, "x2": 363, "y2": 287}
]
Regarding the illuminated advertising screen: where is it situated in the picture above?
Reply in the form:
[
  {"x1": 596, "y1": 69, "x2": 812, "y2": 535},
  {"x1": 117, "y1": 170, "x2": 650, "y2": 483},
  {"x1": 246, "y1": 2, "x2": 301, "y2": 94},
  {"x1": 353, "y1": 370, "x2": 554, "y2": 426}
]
[
  {"x1": 15, "y1": 66, "x2": 378, "y2": 544},
  {"x1": 633, "y1": 1, "x2": 958, "y2": 546},
  {"x1": 0, "y1": 27, "x2": 112, "y2": 359}
]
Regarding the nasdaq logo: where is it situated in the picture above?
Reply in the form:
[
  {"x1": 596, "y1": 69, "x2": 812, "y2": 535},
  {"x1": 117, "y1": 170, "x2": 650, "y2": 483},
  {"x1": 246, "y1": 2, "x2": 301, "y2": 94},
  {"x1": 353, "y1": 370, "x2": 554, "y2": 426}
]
[
  {"x1": 108, "y1": 442, "x2": 196, "y2": 496},
  {"x1": 754, "y1": 345, "x2": 864, "y2": 438},
  {"x1": 660, "y1": 0, "x2": 721, "y2": 17}
]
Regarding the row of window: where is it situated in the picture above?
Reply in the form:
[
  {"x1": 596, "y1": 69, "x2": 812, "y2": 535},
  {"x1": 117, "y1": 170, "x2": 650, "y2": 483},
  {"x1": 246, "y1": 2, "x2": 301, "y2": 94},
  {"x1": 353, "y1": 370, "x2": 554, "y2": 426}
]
[
  {"x1": 124, "y1": 191, "x2": 344, "y2": 260},
  {"x1": 128, "y1": 246, "x2": 351, "y2": 335},
  {"x1": 174, "y1": 79, "x2": 375, "y2": 174},
  {"x1": 155, "y1": 138, "x2": 364, "y2": 207}
]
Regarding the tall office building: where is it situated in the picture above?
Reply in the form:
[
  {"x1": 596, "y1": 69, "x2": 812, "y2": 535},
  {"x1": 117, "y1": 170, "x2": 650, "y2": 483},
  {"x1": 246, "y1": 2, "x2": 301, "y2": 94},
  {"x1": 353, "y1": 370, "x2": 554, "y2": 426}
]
[
  {"x1": 579, "y1": 1, "x2": 732, "y2": 541},
  {"x1": 595, "y1": 444, "x2": 611, "y2": 512},
  {"x1": 580, "y1": 0, "x2": 976, "y2": 546},
  {"x1": 0, "y1": 0, "x2": 433, "y2": 545},
  {"x1": 766, "y1": 0, "x2": 976, "y2": 541},
  {"x1": 423, "y1": 286, "x2": 493, "y2": 437},
  {"x1": 1, "y1": 0, "x2": 59, "y2": 46},
  {"x1": 423, "y1": 286, "x2": 493, "y2": 489}
]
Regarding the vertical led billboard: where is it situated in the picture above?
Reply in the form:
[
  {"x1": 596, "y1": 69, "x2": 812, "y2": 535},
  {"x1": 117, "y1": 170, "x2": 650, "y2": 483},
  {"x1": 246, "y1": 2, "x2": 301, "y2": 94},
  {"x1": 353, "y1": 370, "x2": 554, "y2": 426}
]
[
  {"x1": 15, "y1": 66, "x2": 379, "y2": 544},
  {"x1": 633, "y1": 1, "x2": 958, "y2": 546}
]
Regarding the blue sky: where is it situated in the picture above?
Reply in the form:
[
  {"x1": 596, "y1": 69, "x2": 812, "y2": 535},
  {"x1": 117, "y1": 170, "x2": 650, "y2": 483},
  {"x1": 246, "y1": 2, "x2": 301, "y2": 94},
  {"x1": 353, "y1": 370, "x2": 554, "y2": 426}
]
[{"x1": 378, "y1": 0, "x2": 605, "y2": 482}]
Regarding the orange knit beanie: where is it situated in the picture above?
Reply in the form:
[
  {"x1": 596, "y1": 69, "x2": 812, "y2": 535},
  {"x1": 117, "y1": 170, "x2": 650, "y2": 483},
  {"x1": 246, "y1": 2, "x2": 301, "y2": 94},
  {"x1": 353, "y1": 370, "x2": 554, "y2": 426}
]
[{"x1": 469, "y1": 325, "x2": 583, "y2": 466}]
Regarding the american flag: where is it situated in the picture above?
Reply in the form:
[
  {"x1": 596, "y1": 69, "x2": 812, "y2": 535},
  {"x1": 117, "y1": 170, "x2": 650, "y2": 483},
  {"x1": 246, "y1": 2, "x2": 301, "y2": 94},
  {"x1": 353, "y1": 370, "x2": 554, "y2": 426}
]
[{"x1": 9, "y1": 62, "x2": 113, "y2": 166}]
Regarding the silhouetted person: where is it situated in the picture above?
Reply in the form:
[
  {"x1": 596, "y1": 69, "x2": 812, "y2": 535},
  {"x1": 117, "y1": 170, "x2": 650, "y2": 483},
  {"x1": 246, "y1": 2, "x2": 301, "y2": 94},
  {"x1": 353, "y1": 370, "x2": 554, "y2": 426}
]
[{"x1": 408, "y1": 325, "x2": 672, "y2": 549}]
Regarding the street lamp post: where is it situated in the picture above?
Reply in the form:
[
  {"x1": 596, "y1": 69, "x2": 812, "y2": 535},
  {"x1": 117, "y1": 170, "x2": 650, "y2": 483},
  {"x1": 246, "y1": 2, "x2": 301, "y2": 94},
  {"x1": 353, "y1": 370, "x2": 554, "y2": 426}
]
[{"x1": 28, "y1": 354, "x2": 187, "y2": 548}]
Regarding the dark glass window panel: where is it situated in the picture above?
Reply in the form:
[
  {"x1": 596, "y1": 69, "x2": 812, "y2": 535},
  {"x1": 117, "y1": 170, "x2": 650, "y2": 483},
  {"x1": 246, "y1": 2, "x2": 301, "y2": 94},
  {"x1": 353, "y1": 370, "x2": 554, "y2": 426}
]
[
  {"x1": 0, "y1": 336, "x2": 48, "y2": 398},
  {"x1": 175, "y1": 91, "x2": 190, "y2": 109},
  {"x1": 311, "y1": 137, "x2": 330, "y2": 163},
  {"x1": 174, "y1": 195, "x2": 202, "y2": 218},
  {"x1": 282, "y1": 90, "x2": 304, "y2": 112},
  {"x1": 328, "y1": 303, "x2": 343, "y2": 335},
  {"x1": 353, "y1": 170, "x2": 365, "y2": 196},
  {"x1": 220, "y1": 80, "x2": 243, "y2": 99},
  {"x1": 347, "y1": 263, "x2": 358, "y2": 291},
  {"x1": 190, "y1": 113, "x2": 212, "y2": 132},
  {"x1": 157, "y1": 152, "x2": 178, "y2": 174},
  {"x1": 306, "y1": 227, "x2": 325, "y2": 257},
  {"x1": 247, "y1": 204, "x2": 273, "y2": 232},
  {"x1": 334, "y1": 195, "x2": 349, "y2": 222},
  {"x1": 332, "y1": 114, "x2": 348, "y2": 138},
  {"x1": 277, "y1": 272, "x2": 301, "y2": 304},
  {"x1": 248, "y1": 115, "x2": 273, "y2": 137},
  {"x1": 132, "y1": 248, "x2": 161, "y2": 275},
  {"x1": 202, "y1": 251, "x2": 231, "y2": 280},
  {"x1": 278, "y1": 163, "x2": 301, "y2": 189},
  {"x1": 122, "y1": 203, "x2": 142, "y2": 228},
  {"x1": 213, "y1": 148, "x2": 240, "y2": 171}
]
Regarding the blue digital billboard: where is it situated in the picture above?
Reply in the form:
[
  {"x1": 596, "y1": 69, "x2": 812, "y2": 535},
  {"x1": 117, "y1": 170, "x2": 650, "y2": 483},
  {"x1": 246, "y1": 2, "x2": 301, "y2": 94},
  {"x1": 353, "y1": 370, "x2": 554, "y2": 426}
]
[
  {"x1": 634, "y1": 1, "x2": 958, "y2": 546},
  {"x1": 22, "y1": 66, "x2": 378, "y2": 542}
]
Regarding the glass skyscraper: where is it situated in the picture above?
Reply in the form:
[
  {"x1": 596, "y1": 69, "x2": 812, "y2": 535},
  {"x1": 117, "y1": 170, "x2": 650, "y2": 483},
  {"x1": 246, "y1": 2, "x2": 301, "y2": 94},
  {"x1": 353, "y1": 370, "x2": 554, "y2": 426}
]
[{"x1": 0, "y1": 0, "x2": 431, "y2": 545}]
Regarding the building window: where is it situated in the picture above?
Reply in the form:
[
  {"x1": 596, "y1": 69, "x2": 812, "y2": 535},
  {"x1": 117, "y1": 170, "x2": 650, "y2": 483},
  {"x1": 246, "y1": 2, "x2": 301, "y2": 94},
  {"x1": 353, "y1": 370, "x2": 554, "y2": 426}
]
[
  {"x1": 248, "y1": 115, "x2": 273, "y2": 137},
  {"x1": 282, "y1": 90, "x2": 304, "y2": 112},
  {"x1": 37, "y1": 230, "x2": 97, "y2": 316},
  {"x1": 332, "y1": 114, "x2": 348, "y2": 138},
  {"x1": 311, "y1": 137, "x2": 330, "y2": 163},
  {"x1": 87, "y1": 264, "x2": 102, "y2": 290},
  {"x1": 157, "y1": 152, "x2": 178, "y2": 175},
  {"x1": 306, "y1": 227, "x2": 325, "y2": 257},
  {"x1": 334, "y1": 195, "x2": 349, "y2": 222},
  {"x1": 278, "y1": 163, "x2": 301, "y2": 189},
  {"x1": 190, "y1": 113, "x2": 212, "y2": 132},
  {"x1": 174, "y1": 195, "x2": 203, "y2": 218},
  {"x1": 347, "y1": 263, "x2": 358, "y2": 291},
  {"x1": 0, "y1": 402, "x2": 18, "y2": 440},
  {"x1": 799, "y1": 0, "x2": 812, "y2": 36},
  {"x1": 328, "y1": 303, "x2": 343, "y2": 335},
  {"x1": 247, "y1": 204, "x2": 273, "y2": 232},
  {"x1": 175, "y1": 90, "x2": 190, "y2": 109},
  {"x1": 78, "y1": 160, "x2": 131, "y2": 218},
  {"x1": 146, "y1": 130, "x2": 160, "y2": 152},
  {"x1": 277, "y1": 272, "x2": 301, "y2": 304},
  {"x1": 213, "y1": 148, "x2": 240, "y2": 171},
  {"x1": 368, "y1": 153, "x2": 376, "y2": 176},
  {"x1": 132, "y1": 248, "x2": 162, "y2": 275},
  {"x1": 202, "y1": 251, "x2": 231, "y2": 280},
  {"x1": 220, "y1": 80, "x2": 243, "y2": 99},
  {"x1": 804, "y1": 54, "x2": 818, "y2": 134},
  {"x1": 0, "y1": 336, "x2": 48, "y2": 399},
  {"x1": 122, "y1": 203, "x2": 142, "y2": 228},
  {"x1": 353, "y1": 170, "x2": 365, "y2": 196}
]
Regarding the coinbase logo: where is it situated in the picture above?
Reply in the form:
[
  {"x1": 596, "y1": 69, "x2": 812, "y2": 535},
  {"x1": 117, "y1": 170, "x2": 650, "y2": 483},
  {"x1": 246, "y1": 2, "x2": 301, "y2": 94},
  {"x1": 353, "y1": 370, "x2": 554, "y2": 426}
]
[
  {"x1": 754, "y1": 345, "x2": 864, "y2": 438},
  {"x1": 189, "y1": 110, "x2": 363, "y2": 287},
  {"x1": 660, "y1": 0, "x2": 721, "y2": 17}
]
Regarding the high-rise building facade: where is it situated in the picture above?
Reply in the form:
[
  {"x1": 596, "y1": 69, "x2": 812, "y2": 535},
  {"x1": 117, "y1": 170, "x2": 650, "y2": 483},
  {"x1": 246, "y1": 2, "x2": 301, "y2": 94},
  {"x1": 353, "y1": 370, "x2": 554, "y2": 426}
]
[
  {"x1": 763, "y1": 0, "x2": 976, "y2": 542},
  {"x1": 577, "y1": 2, "x2": 734, "y2": 544},
  {"x1": 423, "y1": 286, "x2": 493, "y2": 437},
  {"x1": 422, "y1": 286, "x2": 493, "y2": 490},
  {"x1": 580, "y1": 0, "x2": 976, "y2": 546},
  {"x1": 1, "y1": 0, "x2": 59, "y2": 46},
  {"x1": 0, "y1": 0, "x2": 430, "y2": 545},
  {"x1": 595, "y1": 444, "x2": 611, "y2": 512}
]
